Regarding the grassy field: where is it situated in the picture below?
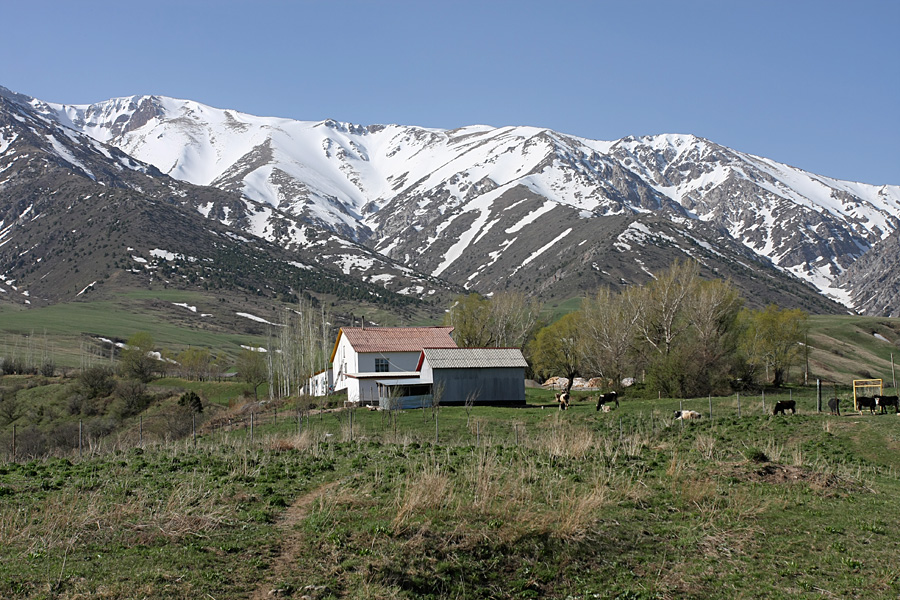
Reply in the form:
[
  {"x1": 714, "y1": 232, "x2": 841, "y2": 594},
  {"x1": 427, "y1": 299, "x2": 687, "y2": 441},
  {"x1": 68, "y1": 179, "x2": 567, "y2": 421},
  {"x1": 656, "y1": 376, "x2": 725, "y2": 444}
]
[
  {"x1": 3, "y1": 383, "x2": 900, "y2": 599},
  {"x1": 0, "y1": 294, "x2": 269, "y2": 369}
]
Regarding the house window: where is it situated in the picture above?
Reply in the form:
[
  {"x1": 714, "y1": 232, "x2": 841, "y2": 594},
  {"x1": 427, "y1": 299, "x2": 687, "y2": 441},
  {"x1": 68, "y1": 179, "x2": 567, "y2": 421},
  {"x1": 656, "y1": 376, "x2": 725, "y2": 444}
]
[{"x1": 375, "y1": 358, "x2": 389, "y2": 373}]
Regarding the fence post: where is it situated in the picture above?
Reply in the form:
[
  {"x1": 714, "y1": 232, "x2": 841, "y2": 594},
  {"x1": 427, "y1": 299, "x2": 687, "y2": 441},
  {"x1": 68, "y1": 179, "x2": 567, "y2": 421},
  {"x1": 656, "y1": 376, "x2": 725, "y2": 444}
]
[
  {"x1": 709, "y1": 395, "x2": 713, "y2": 421},
  {"x1": 192, "y1": 413, "x2": 196, "y2": 445},
  {"x1": 79, "y1": 420, "x2": 83, "y2": 458},
  {"x1": 737, "y1": 393, "x2": 741, "y2": 418},
  {"x1": 250, "y1": 412, "x2": 254, "y2": 443},
  {"x1": 679, "y1": 401, "x2": 683, "y2": 431},
  {"x1": 817, "y1": 379, "x2": 822, "y2": 412},
  {"x1": 139, "y1": 415, "x2": 143, "y2": 446},
  {"x1": 12, "y1": 424, "x2": 15, "y2": 461},
  {"x1": 762, "y1": 389, "x2": 766, "y2": 414}
]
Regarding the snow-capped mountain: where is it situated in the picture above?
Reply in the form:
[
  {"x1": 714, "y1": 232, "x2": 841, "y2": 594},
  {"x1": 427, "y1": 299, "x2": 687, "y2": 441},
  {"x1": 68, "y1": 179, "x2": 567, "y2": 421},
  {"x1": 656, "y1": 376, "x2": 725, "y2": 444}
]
[
  {"x1": 0, "y1": 88, "x2": 457, "y2": 315},
  {"x1": 8, "y1": 86, "x2": 900, "y2": 314}
]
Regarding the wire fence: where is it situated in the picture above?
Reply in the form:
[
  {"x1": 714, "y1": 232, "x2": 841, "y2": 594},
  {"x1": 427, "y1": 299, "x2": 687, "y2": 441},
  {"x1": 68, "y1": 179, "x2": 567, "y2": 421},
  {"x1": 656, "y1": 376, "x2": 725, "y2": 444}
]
[{"x1": 0, "y1": 381, "x2": 894, "y2": 463}]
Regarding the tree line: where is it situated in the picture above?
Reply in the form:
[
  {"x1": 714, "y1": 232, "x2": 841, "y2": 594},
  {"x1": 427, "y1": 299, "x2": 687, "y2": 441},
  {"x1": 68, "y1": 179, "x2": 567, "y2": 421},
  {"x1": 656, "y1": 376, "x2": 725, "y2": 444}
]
[{"x1": 446, "y1": 261, "x2": 807, "y2": 398}]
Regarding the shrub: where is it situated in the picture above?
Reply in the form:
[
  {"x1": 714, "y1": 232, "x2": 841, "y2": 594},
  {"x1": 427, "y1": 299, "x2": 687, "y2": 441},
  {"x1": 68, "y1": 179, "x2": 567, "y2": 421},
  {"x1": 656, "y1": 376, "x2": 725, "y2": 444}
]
[
  {"x1": 78, "y1": 366, "x2": 116, "y2": 399},
  {"x1": 114, "y1": 380, "x2": 150, "y2": 417},
  {"x1": 178, "y1": 391, "x2": 203, "y2": 414}
]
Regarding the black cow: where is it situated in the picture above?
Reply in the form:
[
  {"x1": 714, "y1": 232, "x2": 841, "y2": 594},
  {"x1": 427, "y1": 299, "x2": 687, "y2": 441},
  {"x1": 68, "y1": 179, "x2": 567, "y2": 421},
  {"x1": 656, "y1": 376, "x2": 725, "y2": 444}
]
[
  {"x1": 875, "y1": 395, "x2": 899, "y2": 414},
  {"x1": 596, "y1": 391, "x2": 619, "y2": 411},
  {"x1": 856, "y1": 396, "x2": 877, "y2": 414},
  {"x1": 772, "y1": 400, "x2": 796, "y2": 415},
  {"x1": 827, "y1": 397, "x2": 840, "y2": 416}
]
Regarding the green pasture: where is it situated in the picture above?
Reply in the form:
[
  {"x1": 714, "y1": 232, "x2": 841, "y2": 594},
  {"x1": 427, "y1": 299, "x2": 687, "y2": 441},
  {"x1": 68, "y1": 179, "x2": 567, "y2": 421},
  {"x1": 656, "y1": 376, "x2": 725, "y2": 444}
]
[
  {"x1": 4, "y1": 378, "x2": 900, "y2": 598},
  {"x1": 0, "y1": 296, "x2": 267, "y2": 368}
]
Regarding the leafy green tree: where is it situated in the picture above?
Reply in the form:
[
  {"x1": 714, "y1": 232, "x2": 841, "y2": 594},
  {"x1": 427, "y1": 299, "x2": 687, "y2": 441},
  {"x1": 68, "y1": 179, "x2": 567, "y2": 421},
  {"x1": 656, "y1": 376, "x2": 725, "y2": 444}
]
[
  {"x1": 529, "y1": 312, "x2": 581, "y2": 392},
  {"x1": 237, "y1": 349, "x2": 268, "y2": 401},
  {"x1": 445, "y1": 292, "x2": 543, "y2": 349},
  {"x1": 739, "y1": 305, "x2": 807, "y2": 387},
  {"x1": 445, "y1": 294, "x2": 493, "y2": 347},
  {"x1": 178, "y1": 347, "x2": 212, "y2": 381},
  {"x1": 119, "y1": 332, "x2": 157, "y2": 383}
]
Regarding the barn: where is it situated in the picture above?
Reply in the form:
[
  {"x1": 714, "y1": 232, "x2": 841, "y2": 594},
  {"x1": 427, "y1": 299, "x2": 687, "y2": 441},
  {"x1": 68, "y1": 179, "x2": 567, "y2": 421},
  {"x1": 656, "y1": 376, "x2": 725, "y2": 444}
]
[{"x1": 377, "y1": 347, "x2": 528, "y2": 409}]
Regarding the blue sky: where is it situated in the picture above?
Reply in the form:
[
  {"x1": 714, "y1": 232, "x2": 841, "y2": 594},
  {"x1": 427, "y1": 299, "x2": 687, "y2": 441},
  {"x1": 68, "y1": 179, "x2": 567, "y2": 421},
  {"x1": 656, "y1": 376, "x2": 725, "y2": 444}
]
[{"x1": 3, "y1": 0, "x2": 898, "y2": 184}]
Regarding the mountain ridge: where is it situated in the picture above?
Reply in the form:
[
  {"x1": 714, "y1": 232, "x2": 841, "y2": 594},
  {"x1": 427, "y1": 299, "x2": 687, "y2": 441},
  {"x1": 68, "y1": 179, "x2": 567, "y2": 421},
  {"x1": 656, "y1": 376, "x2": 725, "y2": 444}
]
[{"x1": 4, "y1": 85, "x2": 899, "y2": 315}]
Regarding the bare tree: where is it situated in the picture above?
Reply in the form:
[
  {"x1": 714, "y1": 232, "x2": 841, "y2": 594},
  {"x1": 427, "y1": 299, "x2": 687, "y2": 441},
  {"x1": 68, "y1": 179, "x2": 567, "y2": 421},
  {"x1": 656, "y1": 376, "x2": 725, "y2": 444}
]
[
  {"x1": 489, "y1": 292, "x2": 543, "y2": 349},
  {"x1": 386, "y1": 385, "x2": 403, "y2": 436},
  {"x1": 266, "y1": 296, "x2": 333, "y2": 400},
  {"x1": 446, "y1": 292, "x2": 543, "y2": 349},
  {"x1": 464, "y1": 389, "x2": 479, "y2": 427},
  {"x1": 580, "y1": 287, "x2": 639, "y2": 391}
]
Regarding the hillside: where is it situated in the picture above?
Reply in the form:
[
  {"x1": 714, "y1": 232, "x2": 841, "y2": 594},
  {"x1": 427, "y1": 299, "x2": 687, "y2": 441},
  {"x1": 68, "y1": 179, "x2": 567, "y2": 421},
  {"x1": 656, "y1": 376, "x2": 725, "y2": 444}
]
[
  {"x1": 0, "y1": 90, "x2": 456, "y2": 328},
  {"x1": 2, "y1": 384, "x2": 900, "y2": 598}
]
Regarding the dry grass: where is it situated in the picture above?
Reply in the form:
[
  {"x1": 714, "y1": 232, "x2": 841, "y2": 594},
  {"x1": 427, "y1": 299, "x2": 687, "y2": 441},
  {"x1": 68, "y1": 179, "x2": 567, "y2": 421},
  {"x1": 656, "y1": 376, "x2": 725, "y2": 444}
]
[
  {"x1": 1, "y1": 472, "x2": 232, "y2": 556},
  {"x1": 392, "y1": 464, "x2": 452, "y2": 530},
  {"x1": 551, "y1": 481, "x2": 611, "y2": 540},
  {"x1": 529, "y1": 423, "x2": 596, "y2": 459},
  {"x1": 694, "y1": 433, "x2": 718, "y2": 460}
]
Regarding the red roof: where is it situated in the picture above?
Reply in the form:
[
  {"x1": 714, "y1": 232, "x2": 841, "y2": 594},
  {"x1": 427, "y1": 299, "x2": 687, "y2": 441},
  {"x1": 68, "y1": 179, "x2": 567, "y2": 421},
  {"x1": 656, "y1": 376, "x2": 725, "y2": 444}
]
[{"x1": 330, "y1": 327, "x2": 456, "y2": 361}]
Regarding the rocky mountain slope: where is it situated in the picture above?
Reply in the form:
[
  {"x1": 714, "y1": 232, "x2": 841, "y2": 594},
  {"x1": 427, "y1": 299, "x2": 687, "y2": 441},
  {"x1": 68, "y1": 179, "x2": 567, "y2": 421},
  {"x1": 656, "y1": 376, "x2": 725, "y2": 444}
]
[
  {"x1": 0, "y1": 89, "x2": 455, "y2": 325},
  {"x1": 5, "y1": 86, "x2": 900, "y2": 314}
]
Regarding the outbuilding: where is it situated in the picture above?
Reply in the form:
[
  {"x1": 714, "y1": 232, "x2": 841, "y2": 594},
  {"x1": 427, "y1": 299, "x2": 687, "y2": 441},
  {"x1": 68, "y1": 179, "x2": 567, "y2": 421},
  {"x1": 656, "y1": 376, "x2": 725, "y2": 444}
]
[{"x1": 377, "y1": 347, "x2": 528, "y2": 409}]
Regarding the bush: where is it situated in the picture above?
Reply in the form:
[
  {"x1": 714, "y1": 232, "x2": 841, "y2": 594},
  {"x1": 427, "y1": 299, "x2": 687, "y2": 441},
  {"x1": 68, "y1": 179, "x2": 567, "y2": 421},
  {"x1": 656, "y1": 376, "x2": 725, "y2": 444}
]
[
  {"x1": 78, "y1": 366, "x2": 116, "y2": 400},
  {"x1": 1, "y1": 357, "x2": 34, "y2": 376},
  {"x1": 114, "y1": 380, "x2": 150, "y2": 417},
  {"x1": 178, "y1": 391, "x2": 203, "y2": 414}
]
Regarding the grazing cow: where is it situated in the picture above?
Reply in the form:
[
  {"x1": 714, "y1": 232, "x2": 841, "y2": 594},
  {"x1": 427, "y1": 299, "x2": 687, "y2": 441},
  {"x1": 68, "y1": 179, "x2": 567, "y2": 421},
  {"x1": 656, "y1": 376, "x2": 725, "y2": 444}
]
[
  {"x1": 827, "y1": 397, "x2": 841, "y2": 416},
  {"x1": 674, "y1": 410, "x2": 701, "y2": 420},
  {"x1": 556, "y1": 391, "x2": 570, "y2": 411},
  {"x1": 856, "y1": 396, "x2": 877, "y2": 414},
  {"x1": 875, "y1": 395, "x2": 899, "y2": 414},
  {"x1": 595, "y1": 391, "x2": 619, "y2": 412},
  {"x1": 772, "y1": 400, "x2": 796, "y2": 415}
]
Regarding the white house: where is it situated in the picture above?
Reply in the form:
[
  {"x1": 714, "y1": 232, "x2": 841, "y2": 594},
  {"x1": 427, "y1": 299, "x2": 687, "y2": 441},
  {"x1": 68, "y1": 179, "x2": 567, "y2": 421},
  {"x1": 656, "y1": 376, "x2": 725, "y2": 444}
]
[
  {"x1": 329, "y1": 326, "x2": 457, "y2": 404},
  {"x1": 306, "y1": 367, "x2": 333, "y2": 397}
]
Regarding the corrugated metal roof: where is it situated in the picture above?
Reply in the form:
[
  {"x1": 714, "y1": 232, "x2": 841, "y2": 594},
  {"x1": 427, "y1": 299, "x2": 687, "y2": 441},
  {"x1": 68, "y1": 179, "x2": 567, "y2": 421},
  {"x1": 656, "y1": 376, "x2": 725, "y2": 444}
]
[
  {"x1": 422, "y1": 347, "x2": 528, "y2": 369},
  {"x1": 331, "y1": 327, "x2": 456, "y2": 360}
]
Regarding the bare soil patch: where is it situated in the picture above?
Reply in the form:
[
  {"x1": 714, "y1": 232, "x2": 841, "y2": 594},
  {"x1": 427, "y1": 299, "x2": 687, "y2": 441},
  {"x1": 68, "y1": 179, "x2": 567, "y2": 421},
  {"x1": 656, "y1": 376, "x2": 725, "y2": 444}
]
[{"x1": 250, "y1": 481, "x2": 340, "y2": 600}]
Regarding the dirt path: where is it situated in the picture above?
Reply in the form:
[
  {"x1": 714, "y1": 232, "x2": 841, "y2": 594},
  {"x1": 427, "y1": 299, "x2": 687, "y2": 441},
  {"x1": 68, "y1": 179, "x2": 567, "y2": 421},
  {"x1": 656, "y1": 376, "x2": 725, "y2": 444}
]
[{"x1": 250, "y1": 481, "x2": 340, "y2": 599}]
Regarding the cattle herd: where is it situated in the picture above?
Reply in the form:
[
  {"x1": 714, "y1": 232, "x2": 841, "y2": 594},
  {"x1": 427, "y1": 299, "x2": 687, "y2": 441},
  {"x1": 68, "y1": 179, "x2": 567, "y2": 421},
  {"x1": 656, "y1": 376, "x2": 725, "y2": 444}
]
[
  {"x1": 552, "y1": 388, "x2": 899, "y2": 418},
  {"x1": 554, "y1": 390, "x2": 620, "y2": 411},
  {"x1": 854, "y1": 394, "x2": 899, "y2": 414}
]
